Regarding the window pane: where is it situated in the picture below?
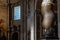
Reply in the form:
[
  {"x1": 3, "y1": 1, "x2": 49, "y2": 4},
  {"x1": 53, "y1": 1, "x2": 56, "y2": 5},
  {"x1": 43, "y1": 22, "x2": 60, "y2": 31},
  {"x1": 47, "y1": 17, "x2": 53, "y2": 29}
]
[{"x1": 14, "y1": 6, "x2": 21, "y2": 20}]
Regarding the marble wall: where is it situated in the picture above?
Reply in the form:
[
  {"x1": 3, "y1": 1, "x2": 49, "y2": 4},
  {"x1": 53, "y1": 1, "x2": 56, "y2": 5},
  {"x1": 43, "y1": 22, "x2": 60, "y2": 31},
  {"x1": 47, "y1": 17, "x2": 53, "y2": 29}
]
[
  {"x1": 58, "y1": 0, "x2": 60, "y2": 39},
  {"x1": 0, "y1": 5, "x2": 8, "y2": 32}
]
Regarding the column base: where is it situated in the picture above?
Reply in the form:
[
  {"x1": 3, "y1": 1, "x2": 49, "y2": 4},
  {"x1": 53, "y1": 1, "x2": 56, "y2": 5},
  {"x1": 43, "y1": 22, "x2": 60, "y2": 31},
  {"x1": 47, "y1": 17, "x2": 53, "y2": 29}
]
[
  {"x1": 41, "y1": 27, "x2": 58, "y2": 39},
  {"x1": 46, "y1": 38, "x2": 59, "y2": 40}
]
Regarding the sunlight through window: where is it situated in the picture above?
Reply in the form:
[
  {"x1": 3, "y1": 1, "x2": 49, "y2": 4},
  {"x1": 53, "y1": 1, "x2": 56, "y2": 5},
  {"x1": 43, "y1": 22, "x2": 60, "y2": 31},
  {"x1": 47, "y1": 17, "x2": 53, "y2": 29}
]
[{"x1": 14, "y1": 6, "x2": 21, "y2": 20}]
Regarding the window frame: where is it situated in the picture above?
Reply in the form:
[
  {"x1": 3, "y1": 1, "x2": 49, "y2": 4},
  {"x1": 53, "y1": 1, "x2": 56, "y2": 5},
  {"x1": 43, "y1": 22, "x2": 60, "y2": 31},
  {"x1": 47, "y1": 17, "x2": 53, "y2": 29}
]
[
  {"x1": 12, "y1": 4, "x2": 21, "y2": 21},
  {"x1": 13, "y1": 5, "x2": 21, "y2": 20}
]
